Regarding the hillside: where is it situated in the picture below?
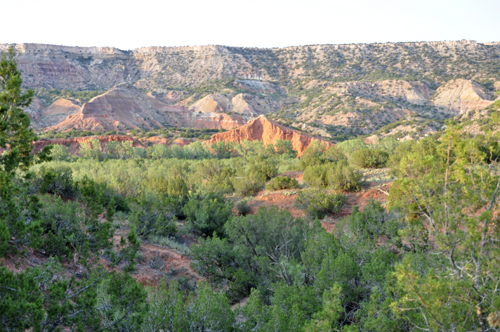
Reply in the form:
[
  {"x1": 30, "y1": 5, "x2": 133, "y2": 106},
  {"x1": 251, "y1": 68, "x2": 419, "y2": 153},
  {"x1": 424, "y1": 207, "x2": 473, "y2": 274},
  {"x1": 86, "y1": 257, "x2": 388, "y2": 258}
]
[
  {"x1": 2, "y1": 41, "x2": 500, "y2": 137},
  {"x1": 47, "y1": 83, "x2": 248, "y2": 131}
]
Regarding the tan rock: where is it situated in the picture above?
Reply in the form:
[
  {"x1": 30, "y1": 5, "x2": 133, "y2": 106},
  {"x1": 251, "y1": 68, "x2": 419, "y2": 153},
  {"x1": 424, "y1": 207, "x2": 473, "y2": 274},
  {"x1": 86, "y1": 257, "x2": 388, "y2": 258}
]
[
  {"x1": 432, "y1": 79, "x2": 494, "y2": 115},
  {"x1": 42, "y1": 98, "x2": 81, "y2": 126}
]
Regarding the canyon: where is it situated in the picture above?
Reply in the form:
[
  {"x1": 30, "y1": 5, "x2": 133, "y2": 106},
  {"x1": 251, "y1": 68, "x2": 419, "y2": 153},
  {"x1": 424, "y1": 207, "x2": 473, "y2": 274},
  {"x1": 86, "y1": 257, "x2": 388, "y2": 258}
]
[{"x1": 1, "y1": 40, "x2": 499, "y2": 141}]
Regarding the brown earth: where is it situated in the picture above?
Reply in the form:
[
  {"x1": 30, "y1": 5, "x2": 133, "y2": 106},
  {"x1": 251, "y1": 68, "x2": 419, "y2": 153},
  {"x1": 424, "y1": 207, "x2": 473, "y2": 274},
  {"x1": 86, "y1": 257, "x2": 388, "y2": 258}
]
[
  {"x1": 207, "y1": 115, "x2": 333, "y2": 156},
  {"x1": 244, "y1": 170, "x2": 391, "y2": 233}
]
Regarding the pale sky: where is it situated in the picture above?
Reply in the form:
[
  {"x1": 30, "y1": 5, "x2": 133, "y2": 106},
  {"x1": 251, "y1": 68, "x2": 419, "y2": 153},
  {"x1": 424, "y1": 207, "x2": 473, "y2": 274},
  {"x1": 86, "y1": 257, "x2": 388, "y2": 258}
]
[{"x1": 2, "y1": 0, "x2": 499, "y2": 49}]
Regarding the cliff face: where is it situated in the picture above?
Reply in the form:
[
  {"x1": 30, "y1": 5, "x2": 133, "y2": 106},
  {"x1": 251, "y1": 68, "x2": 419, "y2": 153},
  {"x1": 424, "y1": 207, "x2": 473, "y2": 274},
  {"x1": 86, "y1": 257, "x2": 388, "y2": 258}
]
[
  {"x1": 4, "y1": 40, "x2": 500, "y2": 92},
  {"x1": 207, "y1": 115, "x2": 333, "y2": 156}
]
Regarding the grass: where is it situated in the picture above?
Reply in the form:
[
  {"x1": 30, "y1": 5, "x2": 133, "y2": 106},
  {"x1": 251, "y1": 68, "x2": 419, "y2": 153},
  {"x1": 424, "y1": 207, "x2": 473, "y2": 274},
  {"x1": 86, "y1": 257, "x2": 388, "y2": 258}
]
[{"x1": 147, "y1": 235, "x2": 191, "y2": 256}]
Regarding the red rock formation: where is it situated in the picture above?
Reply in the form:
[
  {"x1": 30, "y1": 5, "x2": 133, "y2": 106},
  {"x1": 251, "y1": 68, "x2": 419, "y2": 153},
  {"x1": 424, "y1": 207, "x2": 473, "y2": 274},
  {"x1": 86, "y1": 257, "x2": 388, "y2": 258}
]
[
  {"x1": 32, "y1": 135, "x2": 144, "y2": 155},
  {"x1": 207, "y1": 115, "x2": 333, "y2": 156}
]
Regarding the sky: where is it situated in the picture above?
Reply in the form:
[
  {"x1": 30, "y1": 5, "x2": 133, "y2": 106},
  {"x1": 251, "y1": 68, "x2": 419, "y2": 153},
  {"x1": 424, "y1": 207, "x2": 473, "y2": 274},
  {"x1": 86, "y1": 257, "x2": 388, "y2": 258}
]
[{"x1": 2, "y1": 0, "x2": 499, "y2": 50}]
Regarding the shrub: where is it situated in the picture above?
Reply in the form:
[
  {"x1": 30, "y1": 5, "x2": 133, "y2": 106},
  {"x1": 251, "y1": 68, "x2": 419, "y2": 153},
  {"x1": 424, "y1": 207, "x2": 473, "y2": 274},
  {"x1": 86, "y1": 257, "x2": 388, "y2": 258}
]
[
  {"x1": 38, "y1": 196, "x2": 84, "y2": 258},
  {"x1": 303, "y1": 164, "x2": 331, "y2": 188},
  {"x1": 295, "y1": 190, "x2": 347, "y2": 219},
  {"x1": 351, "y1": 149, "x2": 389, "y2": 168},
  {"x1": 328, "y1": 161, "x2": 362, "y2": 191},
  {"x1": 130, "y1": 195, "x2": 177, "y2": 239},
  {"x1": 34, "y1": 166, "x2": 77, "y2": 198},
  {"x1": 266, "y1": 176, "x2": 299, "y2": 191},
  {"x1": 248, "y1": 158, "x2": 278, "y2": 181},
  {"x1": 50, "y1": 144, "x2": 71, "y2": 161},
  {"x1": 299, "y1": 141, "x2": 329, "y2": 170},
  {"x1": 232, "y1": 176, "x2": 263, "y2": 196},
  {"x1": 235, "y1": 199, "x2": 251, "y2": 216},
  {"x1": 144, "y1": 176, "x2": 188, "y2": 197},
  {"x1": 182, "y1": 192, "x2": 232, "y2": 236}
]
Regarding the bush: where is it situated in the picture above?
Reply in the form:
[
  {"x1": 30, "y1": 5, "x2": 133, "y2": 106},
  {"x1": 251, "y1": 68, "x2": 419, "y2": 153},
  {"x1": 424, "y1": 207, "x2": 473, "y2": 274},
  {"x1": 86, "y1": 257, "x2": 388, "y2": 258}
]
[
  {"x1": 303, "y1": 164, "x2": 330, "y2": 188},
  {"x1": 182, "y1": 192, "x2": 233, "y2": 236},
  {"x1": 50, "y1": 144, "x2": 72, "y2": 162},
  {"x1": 266, "y1": 176, "x2": 299, "y2": 191},
  {"x1": 34, "y1": 166, "x2": 77, "y2": 198},
  {"x1": 295, "y1": 190, "x2": 347, "y2": 219},
  {"x1": 351, "y1": 149, "x2": 389, "y2": 168},
  {"x1": 38, "y1": 196, "x2": 84, "y2": 258},
  {"x1": 248, "y1": 158, "x2": 278, "y2": 181},
  {"x1": 299, "y1": 141, "x2": 330, "y2": 170},
  {"x1": 232, "y1": 172, "x2": 265, "y2": 197},
  {"x1": 235, "y1": 200, "x2": 251, "y2": 216},
  {"x1": 130, "y1": 195, "x2": 177, "y2": 238},
  {"x1": 144, "y1": 176, "x2": 188, "y2": 197},
  {"x1": 328, "y1": 161, "x2": 362, "y2": 191}
]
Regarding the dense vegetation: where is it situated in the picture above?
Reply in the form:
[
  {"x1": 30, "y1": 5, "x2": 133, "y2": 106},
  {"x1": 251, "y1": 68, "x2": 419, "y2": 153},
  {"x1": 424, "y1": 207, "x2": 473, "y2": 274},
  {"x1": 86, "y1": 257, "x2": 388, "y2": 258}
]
[{"x1": 2, "y1": 49, "x2": 500, "y2": 331}]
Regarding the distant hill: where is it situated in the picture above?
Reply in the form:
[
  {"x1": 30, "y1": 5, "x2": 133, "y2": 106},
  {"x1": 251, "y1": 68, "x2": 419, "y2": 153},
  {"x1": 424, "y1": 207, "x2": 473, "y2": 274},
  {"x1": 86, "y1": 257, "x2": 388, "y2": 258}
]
[{"x1": 2, "y1": 41, "x2": 499, "y2": 137}]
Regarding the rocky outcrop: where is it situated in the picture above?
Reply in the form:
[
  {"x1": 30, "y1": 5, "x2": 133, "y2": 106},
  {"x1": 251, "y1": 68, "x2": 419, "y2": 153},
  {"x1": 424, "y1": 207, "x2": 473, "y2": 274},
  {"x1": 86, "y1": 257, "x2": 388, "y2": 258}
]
[
  {"x1": 42, "y1": 98, "x2": 81, "y2": 126},
  {"x1": 48, "y1": 84, "x2": 248, "y2": 131},
  {"x1": 25, "y1": 97, "x2": 47, "y2": 129},
  {"x1": 189, "y1": 94, "x2": 232, "y2": 113},
  {"x1": 432, "y1": 79, "x2": 495, "y2": 115},
  {"x1": 207, "y1": 115, "x2": 333, "y2": 156},
  {"x1": 32, "y1": 135, "x2": 144, "y2": 155}
]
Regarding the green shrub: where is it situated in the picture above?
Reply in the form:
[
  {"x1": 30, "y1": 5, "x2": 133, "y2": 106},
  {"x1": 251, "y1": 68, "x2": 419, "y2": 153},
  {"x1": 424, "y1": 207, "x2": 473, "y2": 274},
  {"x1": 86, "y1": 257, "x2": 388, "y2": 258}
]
[
  {"x1": 232, "y1": 176, "x2": 264, "y2": 196},
  {"x1": 266, "y1": 176, "x2": 299, "y2": 191},
  {"x1": 130, "y1": 195, "x2": 177, "y2": 238},
  {"x1": 351, "y1": 149, "x2": 389, "y2": 168},
  {"x1": 235, "y1": 199, "x2": 251, "y2": 216},
  {"x1": 328, "y1": 161, "x2": 362, "y2": 191},
  {"x1": 50, "y1": 144, "x2": 72, "y2": 162},
  {"x1": 303, "y1": 164, "x2": 331, "y2": 188},
  {"x1": 248, "y1": 158, "x2": 278, "y2": 181},
  {"x1": 34, "y1": 166, "x2": 77, "y2": 198},
  {"x1": 145, "y1": 176, "x2": 188, "y2": 197},
  {"x1": 295, "y1": 190, "x2": 347, "y2": 219},
  {"x1": 38, "y1": 196, "x2": 84, "y2": 258},
  {"x1": 182, "y1": 192, "x2": 233, "y2": 236},
  {"x1": 299, "y1": 141, "x2": 330, "y2": 170}
]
